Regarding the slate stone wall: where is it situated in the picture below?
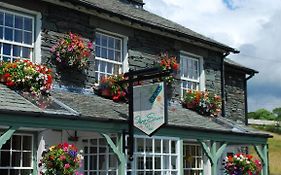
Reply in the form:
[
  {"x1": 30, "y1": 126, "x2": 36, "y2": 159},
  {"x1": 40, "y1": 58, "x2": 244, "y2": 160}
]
[
  {"x1": 3, "y1": 0, "x2": 245, "y2": 120},
  {"x1": 225, "y1": 67, "x2": 246, "y2": 123}
]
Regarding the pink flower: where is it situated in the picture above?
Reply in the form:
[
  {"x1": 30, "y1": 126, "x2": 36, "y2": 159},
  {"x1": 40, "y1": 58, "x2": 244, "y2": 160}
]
[
  {"x1": 59, "y1": 155, "x2": 66, "y2": 160},
  {"x1": 87, "y1": 42, "x2": 93, "y2": 49},
  {"x1": 64, "y1": 163, "x2": 70, "y2": 169}
]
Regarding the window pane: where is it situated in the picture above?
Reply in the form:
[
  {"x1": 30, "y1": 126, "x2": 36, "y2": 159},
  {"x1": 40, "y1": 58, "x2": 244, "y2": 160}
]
[
  {"x1": 23, "y1": 136, "x2": 32, "y2": 150},
  {"x1": 0, "y1": 12, "x2": 3, "y2": 25},
  {"x1": 95, "y1": 60, "x2": 99, "y2": 71},
  {"x1": 136, "y1": 138, "x2": 144, "y2": 152},
  {"x1": 146, "y1": 157, "x2": 153, "y2": 169},
  {"x1": 90, "y1": 147, "x2": 97, "y2": 154},
  {"x1": 109, "y1": 154, "x2": 117, "y2": 170},
  {"x1": 115, "y1": 51, "x2": 121, "y2": 62},
  {"x1": 100, "y1": 61, "x2": 106, "y2": 73},
  {"x1": 96, "y1": 46, "x2": 101, "y2": 57},
  {"x1": 24, "y1": 18, "x2": 32, "y2": 31},
  {"x1": 90, "y1": 156, "x2": 97, "y2": 170},
  {"x1": 15, "y1": 16, "x2": 23, "y2": 29},
  {"x1": 115, "y1": 39, "x2": 121, "y2": 50},
  {"x1": 101, "y1": 48, "x2": 107, "y2": 58},
  {"x1": 12, "y1": 135, "x2": 21, "y2": 150},
  {"x1": 24, "y1": 31, "x2": 32, "y2": 45},
  {"x1": 13, "y1": 45, "x2": 21, "y2": 57},
  {"x1": 3, "y1": 43, "x2": 11, "y2": 55},
  {"x1": 0, "y1": 151, "x2": 10, "y2": 166},
  {"x1": 4, "y1": 27, "x2": 13, "y2": 41},
  {"x1": 137, "y1": 157, "x2": 144, "y2": 169},
  {"x1": 163, "y1": 140, "x2": 169, "y2": 153},
  {"x1": 101, "y1": 35, "x2": 107, "y2": 47},
  {"x1": 108, "y1": 37, "x2": 114, "y2": 48},
  {"x1": 171, "y1": 156, "x2": 177, "y2": 169},
  {"x1": 0, "y1": 26, "x2": 3, "y2": 39},
  {"x1": 171, "y1": 141, "x2": 176, "y2": 153},
  {"x1": 5, "y1": 13, "x2": 13, "y2": 27},
  {"x1": 99, "y1": 155, "x2": 106, "y2": 170},
  {"x1": 21, "y1": 169, "x2": 32, "y2": 175},
  {"x1": 154, "y1": 139, "x2": 161, "y2": 153},
  {"x1": 107, "y1": 62, "x2": 113, "y2": 74},
  {"x1": 96, "y1": 33, "x2": 101, "y2": 45},
  {"x1": 3, "y1": 56, "x2": 11, "y2": 62},
  {"x1": 12, "y1": 152, "x2": 21, "y2": 166},
  {"x1": 145, "y1": 139, "x2": 152, "y2": 152},
  {"x1": 14, "y1": 29, "x2": 23, "y2": 43},
  {"x1": 155, "y1": 156, "x2": 161, "y2": 169},
  {"x1": 0, "y1": 170, "x2": 8, "y2": 174},
  {"x1": 10, "y1": 169, "x2": 20, "y2": 175},
  {"x1": 23, "y1": 152, "x2": 32, "y2": 167},
  {"x1": 22, "y1": 47, "x2": 30, "y2": 58},
  {"x1": 108, "y1": 49, "x2": 114, "y2": 60}
]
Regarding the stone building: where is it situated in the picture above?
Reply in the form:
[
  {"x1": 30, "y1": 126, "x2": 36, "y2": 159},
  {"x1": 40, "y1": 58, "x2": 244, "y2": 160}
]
[{"x1": 0, "y1": 0, "x2": 270, "y2": 175}]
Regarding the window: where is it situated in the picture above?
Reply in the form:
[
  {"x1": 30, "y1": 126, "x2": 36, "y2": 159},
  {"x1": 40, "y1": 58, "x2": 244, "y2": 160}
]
[
  {"x1": 180, "y1": 53, "x2": 203, "y2": 96},
  {"x1": 0, "y1": 134, "x2": 33, "y2": 175},
  {"x1": 0, "y1": 9, "x2": 34, "y2": 62},
  {"x1": 95, "y1": 32, "x2": 123, "y2": 82},
  {"x1": 82, "y1": 137, "x2": 118, "y2": 175},
  {"x1": 183, "y1": 143, "x2": 203, "y2": 175},
  {"x1": 127, "y1": 136, "x2": 179, "y2": 175}
]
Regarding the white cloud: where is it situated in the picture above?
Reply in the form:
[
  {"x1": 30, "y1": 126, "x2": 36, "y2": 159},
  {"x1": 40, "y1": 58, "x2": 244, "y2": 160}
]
[{"x1": 144, "y1": 0, "x2": 281, "y2": 111}]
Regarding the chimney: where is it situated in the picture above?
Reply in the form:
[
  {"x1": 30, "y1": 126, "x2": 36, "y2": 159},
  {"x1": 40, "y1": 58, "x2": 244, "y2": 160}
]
[{"x1": 128, "y1": 0, "x2": 145, "y2": 8}]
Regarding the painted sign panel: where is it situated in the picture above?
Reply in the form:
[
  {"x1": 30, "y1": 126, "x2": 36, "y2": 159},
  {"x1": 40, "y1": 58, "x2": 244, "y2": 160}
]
[{"x1": 133, "y1": 82, "x2": 166, "y2": 135}]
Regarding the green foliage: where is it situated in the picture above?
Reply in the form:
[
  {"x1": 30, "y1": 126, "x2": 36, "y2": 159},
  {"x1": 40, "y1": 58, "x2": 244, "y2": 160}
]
[
  {"x1": 248, "y1": 108, "x2": 276, "y2": 120},
  {"x1": 273, "y1": 107, "x2": 281, "y2": 121}
]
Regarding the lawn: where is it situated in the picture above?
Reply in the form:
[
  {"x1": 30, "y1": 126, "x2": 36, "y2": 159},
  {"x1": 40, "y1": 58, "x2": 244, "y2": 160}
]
[{"x1": 267, "y1": 132, "x2": 281, "y2": 175}]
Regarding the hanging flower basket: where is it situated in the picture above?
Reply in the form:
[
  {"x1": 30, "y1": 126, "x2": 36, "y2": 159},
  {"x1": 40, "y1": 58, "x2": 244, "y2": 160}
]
[
  {"x1": 158, "y1": 53, "x2": 179, "y2": 85},
  {"x1": 51, "y1": 32, "x2": 93, "y2": 70},
  {"x1": 39, "y1": 143, "x2": 83, "y2": 175},
  {"x1": 224, "y1": 153, "x2": 262, "y2": 175}
]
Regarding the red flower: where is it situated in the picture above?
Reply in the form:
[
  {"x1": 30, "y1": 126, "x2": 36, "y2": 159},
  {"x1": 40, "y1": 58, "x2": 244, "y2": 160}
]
[
  {"x1": 6, "y1": 81, "x2": 15, "y2": 87},
  {"x1": 4, "y1": 73, "x2": 10, "y2": 78},
  {"x1": 172, "y1": 63, "x2": 179, "y2": 71}
]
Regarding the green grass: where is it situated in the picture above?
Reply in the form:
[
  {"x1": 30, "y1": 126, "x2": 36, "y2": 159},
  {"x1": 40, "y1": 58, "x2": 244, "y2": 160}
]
[{"x1": 267, "y1": 133, "x2": 281, "y2": 175}]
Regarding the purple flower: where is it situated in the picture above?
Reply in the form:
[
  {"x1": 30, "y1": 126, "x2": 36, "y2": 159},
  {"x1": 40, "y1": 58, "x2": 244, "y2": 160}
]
[{"x1": 68, "y1": 150, "x2": 77, "y2": 157}]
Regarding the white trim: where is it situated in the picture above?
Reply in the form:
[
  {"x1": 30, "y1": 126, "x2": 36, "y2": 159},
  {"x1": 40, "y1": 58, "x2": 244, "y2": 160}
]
[
  {"x1": 0, "y1": 2, "x2": 42, "y2": 64},
  {"x1": 180, "y1": 51, "x2": 205, "y2": 97},
  {"x1": 96, "y1": 28, "x2": 129, "y2": 73}
]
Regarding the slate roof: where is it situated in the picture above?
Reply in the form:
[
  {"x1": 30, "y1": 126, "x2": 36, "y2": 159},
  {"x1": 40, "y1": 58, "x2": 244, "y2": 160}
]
[
  {"x1": 0, "y1": 84, "x2": 270, "y2": 137},
  {"x1": 225, "y1": 58, "x2": 258, "y2": 74},
  {"x1": 61, "y1": 0, "x2": 237, "y2": 52}
]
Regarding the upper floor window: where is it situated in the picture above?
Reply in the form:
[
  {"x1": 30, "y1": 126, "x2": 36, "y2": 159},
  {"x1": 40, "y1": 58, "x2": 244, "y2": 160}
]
[
  {"x1": 95, "y1": 32, "x2": 123, "y2": 82},
  {"x1": 0, "y1": 9, "x2": 34, "y2": 62},
  {"x1": 180, "y1": 53, "x2": 204, "y2": 96}
]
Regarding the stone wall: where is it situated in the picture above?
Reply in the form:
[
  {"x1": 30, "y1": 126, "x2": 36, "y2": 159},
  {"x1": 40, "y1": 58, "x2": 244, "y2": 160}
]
[
  {"x1": 3, "y1": 0, "x2": 226, "y2": 111},
  {"x1": 224, "y1": 66, "x2": 246, "y2": 123}
]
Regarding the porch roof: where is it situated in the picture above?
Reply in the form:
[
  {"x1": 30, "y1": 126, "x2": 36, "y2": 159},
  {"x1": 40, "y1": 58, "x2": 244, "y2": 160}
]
[{"x1": 0, "y1": 84, "x2": 271, "y2": 139}]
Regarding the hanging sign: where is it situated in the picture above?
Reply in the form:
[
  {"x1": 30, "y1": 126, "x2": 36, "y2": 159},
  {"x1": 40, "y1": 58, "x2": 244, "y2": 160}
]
[{"x1": 133, "y1": 82, "x2": 167, "y2": 136}]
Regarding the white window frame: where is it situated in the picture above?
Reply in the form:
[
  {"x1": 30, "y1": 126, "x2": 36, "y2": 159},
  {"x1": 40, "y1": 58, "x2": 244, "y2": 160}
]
[
  {"x1": 95, "y1": 29, "x2": 128, "y2": 83},
  {"x1": 180, "y1": 51, "x2": 205, "y2": 97},
  {"x1": 0, "y1": 133, "x2": 34, "y2": 175},
  {"x1": 127, "y1": 135, "x2": 180, "y2": 175},
  {"x1": 82, "y1": 136, "x2": 119, "y2": 175},
  {"x1": 183, "y1": 142, "x2": 204, "y2": 175},
  {"x1": 0, "y1": 2, "x2": 42, "y2": 64}
]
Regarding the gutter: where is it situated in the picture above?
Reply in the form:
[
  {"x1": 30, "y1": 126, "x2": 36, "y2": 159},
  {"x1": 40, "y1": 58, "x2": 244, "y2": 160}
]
[{"x1": 245, "y1": 73, "x2": 256, "y2": 125}]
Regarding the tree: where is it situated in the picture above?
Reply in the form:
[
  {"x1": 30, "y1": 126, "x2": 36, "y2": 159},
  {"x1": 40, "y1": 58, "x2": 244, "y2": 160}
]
[
  {"x1": 248, "y1": 108, "x2": 276, "y2": 120},
  {"x1": 273, "y1": 107, "x2": 281, "y2": 121}
]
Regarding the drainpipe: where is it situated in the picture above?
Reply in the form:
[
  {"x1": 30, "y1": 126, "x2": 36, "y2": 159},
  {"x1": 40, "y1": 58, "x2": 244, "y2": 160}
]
[
  {"x1": 221, "y1": 52, "x2": 229, "y2": 117},
  {"x1": 245, "y1": 73, "x2": 255, "y2": 125}
]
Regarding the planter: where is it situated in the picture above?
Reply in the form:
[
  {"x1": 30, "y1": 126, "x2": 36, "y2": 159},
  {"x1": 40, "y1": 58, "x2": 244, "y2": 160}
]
[
  {"x1": 0, "y1": 75, "x2": 5, "y2": 83},
  {"x1": 101, "y1": 89, "x2": 111, "y2": 98}
]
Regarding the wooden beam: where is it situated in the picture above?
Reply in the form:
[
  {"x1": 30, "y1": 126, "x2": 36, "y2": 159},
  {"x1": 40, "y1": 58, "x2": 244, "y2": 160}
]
[
  {"x1": 198, "y1": 140, "x2": 227, "y2": 175},
  {"x1": 101, "y1": 133, "x2": 126, "y2": 175},
  {"x1": 254, "y1": 144, "x2": 269, "y2": 175},
  {"x1": 0, "y1": 126, "x2": 18, "y2": 149}
]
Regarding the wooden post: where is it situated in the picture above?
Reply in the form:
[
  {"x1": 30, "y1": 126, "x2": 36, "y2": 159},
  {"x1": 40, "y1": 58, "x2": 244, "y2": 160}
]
[
  {"x1": 255, "y1": 144, "x2": 269, "y2": 175},
  {"x1": 0, "y1": 126, "x2": 18, "y2": 149}
]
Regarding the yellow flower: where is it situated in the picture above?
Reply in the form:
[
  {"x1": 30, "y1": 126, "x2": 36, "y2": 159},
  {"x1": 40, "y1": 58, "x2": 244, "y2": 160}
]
[{"x1": 49, "y1": 145, "x2": 56, "y2": 151}]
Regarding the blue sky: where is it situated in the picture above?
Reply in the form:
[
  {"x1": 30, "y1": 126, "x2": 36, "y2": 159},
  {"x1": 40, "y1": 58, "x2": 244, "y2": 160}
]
[{"x1": 144, "y1": 0, "x2": 281, "y2": 112}]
